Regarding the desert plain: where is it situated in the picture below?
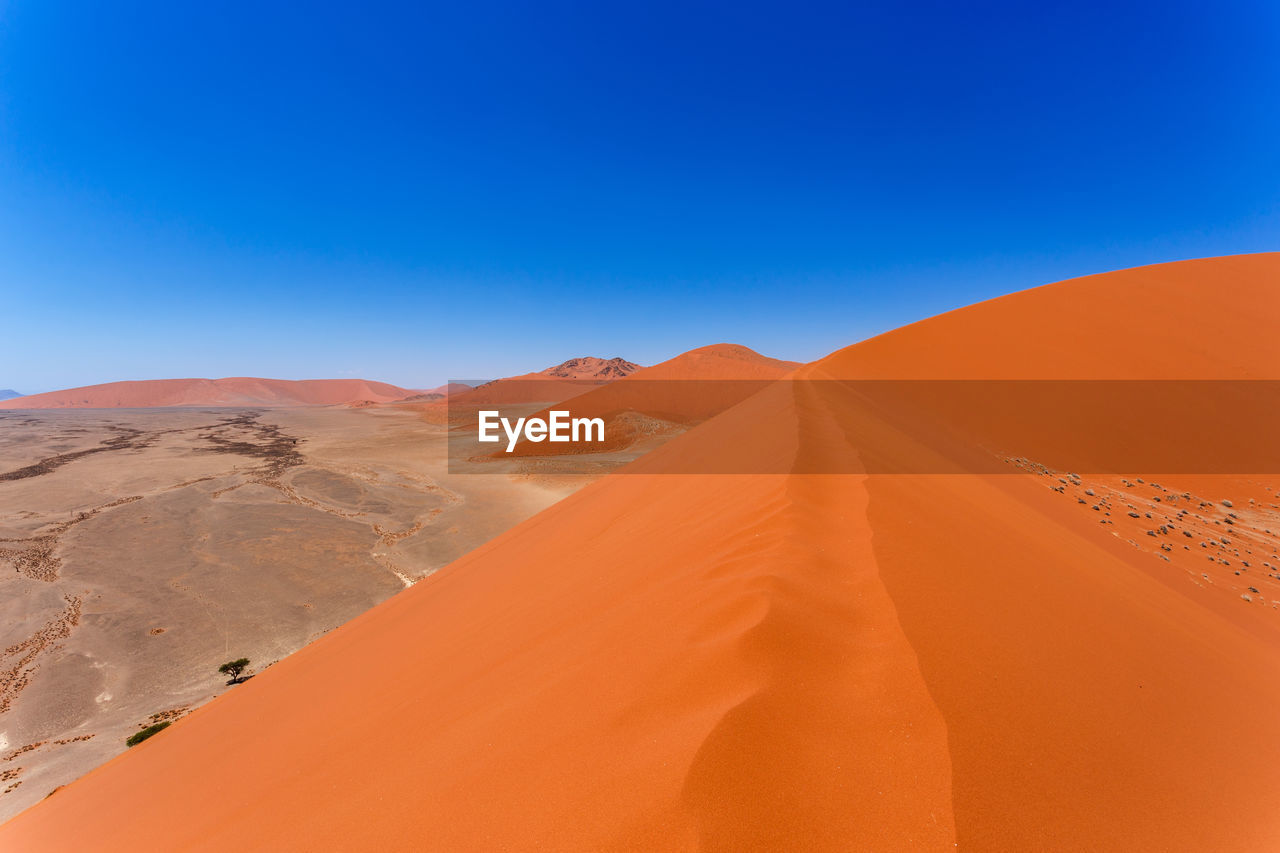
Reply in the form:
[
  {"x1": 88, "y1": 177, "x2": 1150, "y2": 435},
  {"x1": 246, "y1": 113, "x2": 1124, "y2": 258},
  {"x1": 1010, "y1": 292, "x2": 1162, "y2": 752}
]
[{"x1": 0, "y1": 404, "x2": 578, "y2": 819}]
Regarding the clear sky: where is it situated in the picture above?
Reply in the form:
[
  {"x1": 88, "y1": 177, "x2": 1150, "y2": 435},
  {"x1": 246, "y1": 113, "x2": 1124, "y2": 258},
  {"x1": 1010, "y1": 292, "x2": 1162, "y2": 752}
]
[{"x1": 2, "y1": 1, "x2": 1278, "y2": 392}]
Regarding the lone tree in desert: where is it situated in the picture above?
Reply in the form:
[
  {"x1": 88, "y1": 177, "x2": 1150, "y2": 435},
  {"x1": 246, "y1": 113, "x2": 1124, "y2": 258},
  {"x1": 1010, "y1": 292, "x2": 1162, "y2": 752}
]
[{"x1": 218, "y1": 658, "x2": 251, "y2": 685}]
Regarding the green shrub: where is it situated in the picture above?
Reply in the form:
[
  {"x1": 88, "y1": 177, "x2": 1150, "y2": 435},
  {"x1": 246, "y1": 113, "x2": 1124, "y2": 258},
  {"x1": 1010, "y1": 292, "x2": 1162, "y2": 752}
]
[{"x1": 126, "y1": 721, "x2": 171, "y2": 747}]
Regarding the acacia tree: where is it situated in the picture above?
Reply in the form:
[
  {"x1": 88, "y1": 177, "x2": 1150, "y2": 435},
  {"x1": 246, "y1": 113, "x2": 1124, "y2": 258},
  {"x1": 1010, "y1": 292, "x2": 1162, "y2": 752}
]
[{"x1": 218, "y1": 658, "x2": 251, "y2": 685}]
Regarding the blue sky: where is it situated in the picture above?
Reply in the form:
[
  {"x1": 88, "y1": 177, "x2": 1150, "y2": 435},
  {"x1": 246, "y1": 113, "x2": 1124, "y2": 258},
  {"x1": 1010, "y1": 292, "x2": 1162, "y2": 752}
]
[{"x1": 2, "y1": 1, "x2": 1277, "y2": 392}]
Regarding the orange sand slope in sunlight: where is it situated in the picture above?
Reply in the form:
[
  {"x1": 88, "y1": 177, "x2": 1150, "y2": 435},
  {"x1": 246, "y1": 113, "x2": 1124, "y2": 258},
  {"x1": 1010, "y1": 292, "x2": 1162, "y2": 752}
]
[
  {"x1": 0, "y1": 377, "x2": 414, "y2": 408},
  {"x1": 4, "y1": 253, "x2": 1280, "y2": 851}
]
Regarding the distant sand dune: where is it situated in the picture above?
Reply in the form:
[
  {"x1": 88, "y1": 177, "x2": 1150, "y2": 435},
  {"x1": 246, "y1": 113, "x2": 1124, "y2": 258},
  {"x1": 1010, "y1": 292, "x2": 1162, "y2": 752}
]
[{"x1": 0, "y1": 377, "x2": 414, "y2": 409}]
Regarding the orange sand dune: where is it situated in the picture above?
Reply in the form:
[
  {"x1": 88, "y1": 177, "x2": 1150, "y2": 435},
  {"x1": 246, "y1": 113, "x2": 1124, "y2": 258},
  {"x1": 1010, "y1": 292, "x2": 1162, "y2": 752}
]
[
  {"x1": 0, "y1": 377, "x2": 414, "y2": 409},
  {"x1": 629, "y1": 343, "x2": 798, "y2": 380},
  {"x1": 5, "y1": 254, "x2": 1280, "y2": 850},
  {"x1": 841, "y1": 252, "x2": 1280, "y2": 379}
]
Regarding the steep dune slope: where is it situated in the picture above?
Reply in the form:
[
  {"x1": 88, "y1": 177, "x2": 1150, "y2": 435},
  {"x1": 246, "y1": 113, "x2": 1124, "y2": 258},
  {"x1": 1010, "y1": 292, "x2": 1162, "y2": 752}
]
[
  {"x1": 3, "y1": 255, "x2": 1279, "y2": 850},
  {"x1": 0, "y1": 377, "x2": 413, "y2": 409}
]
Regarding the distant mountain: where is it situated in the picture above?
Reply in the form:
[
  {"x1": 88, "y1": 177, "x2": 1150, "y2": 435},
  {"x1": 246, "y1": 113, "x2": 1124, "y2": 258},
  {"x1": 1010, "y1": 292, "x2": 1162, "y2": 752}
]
[
  {"x1": 538, "y1": 356, "x2": 640, "y2": 380},
  {"x1": 437, "y1": 357, "x2": 642, "y2": 408},
  {"x1": 0, "y1": 390, "x2": 22, "y2": 400},
  {"x1": 0, "y1": 378, "x2": 413, "y2": 409}
]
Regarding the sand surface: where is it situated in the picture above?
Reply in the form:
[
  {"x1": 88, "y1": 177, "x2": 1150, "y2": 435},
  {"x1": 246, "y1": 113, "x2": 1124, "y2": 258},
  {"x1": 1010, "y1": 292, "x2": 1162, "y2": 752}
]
[{"x1": 3, "y1": 254, "x2": 1280, "y2": 849}]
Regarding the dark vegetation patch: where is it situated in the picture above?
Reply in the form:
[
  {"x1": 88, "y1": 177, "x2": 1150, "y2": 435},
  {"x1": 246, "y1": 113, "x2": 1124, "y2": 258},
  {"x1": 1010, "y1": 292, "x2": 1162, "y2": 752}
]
[
  {"x1": 0, "y1": 427, "x2": 146, "y2": 481},
  {"x1": 196, "y1": 412, "x2": 303, "y2": 479},
  {"x1": 125, "y1": 722, "x2": 170, "y2": 747}
]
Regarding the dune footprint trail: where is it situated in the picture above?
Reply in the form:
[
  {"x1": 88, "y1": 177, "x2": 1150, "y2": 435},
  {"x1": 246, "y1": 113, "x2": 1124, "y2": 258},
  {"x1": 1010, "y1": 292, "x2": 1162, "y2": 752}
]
[{"x1": 3, "y1": 254, "x2": 1280, "y2": 850}]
